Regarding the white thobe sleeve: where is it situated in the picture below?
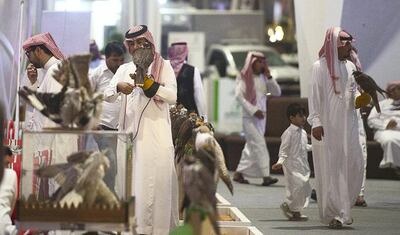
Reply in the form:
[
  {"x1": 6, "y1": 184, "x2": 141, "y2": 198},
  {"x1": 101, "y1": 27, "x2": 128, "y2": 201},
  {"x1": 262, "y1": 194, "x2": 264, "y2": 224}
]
[
  {"x1": 39, "y1": 65, "x2": 63, "y2": 93},
  {"x1": 155, "y1": 62, "x2": 177, "y2": 105},
  {"x1": 307, "y1": 62, "x2": 323, "y2": 128},
  {"x1": 40, "y1": 67, "x2": 63, "y2": 128},
  {"x1": 104, "y1": 66, "x2": 124, "y2": 103},
  {"x1": 235, "y1": 77, "x2": 258, "y2": 116},
  {"x1": 265, "y1": 77, "x2": 281, "y2": 96},
  {"x1": 277, "y1": 130, "x2": 290, "y2": 164},
  {"x1": 367, "y1": 101, "x2": 387, "y2": 130},
  {"x1": 193, "y1": 67, "x2": 207, "y2": 119},
  {"x1": 27, "y1": 80, "x2": 39, "y2": 90},
  {"x1": 89, "y1": 67, "x2": 100, "y2": 92},
  {"x1": 0, "y1": 170, "x2": 17, "y2": 234}
]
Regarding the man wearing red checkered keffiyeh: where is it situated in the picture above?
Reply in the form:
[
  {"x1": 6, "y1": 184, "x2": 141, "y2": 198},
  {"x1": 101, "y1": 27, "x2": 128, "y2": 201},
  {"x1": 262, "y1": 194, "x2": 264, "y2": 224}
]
[
  {"x1": 308, "y1": 27, "x2": 365, "y2": 229},
  {"x1": 233, "y1": 51, "x2": 281, "y2": 186},
  {"x1": 22, "y1": 32, "x2": 65, "y2": 130},
  {"x1": 104, "y1": 25, "x2": 178, "y2": 235},
  {"x1": 167, "y1": 42, "x2": 207, "y2": 118}
]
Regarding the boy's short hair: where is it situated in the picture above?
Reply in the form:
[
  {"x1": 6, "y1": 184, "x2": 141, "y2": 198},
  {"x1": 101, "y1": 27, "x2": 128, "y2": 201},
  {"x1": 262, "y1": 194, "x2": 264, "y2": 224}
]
[
  {"x1": 4, "y1": 146, "x2": 12, "y2": 156},
  {"x1": 287, "y1": 103, "x2": 306, "y2": 119}
]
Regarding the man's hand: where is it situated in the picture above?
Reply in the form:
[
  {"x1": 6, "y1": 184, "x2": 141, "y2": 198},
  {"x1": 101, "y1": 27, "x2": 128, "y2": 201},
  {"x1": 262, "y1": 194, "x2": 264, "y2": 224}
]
[
  {"x1": 272, "y1": 163, "x2": 282, "y2": 171},
  {"x1": 27, "y1": 63, "x2": 38, "y2": 84},
  {"x1": 117, "y1": 82, "x2": 135, "y2": 95},
  {"x1": 312, "y1": 126, "x2": 324, "y2": 141},
  {"x1": 254, "y1": 110, "x2": 265, "y2": 119},
  {"x1": 263, "y1": 66, "x2": 272, "y2": 79},
  {"x1": 386, "y1": 119, "x2": 397, "y2": 130}
]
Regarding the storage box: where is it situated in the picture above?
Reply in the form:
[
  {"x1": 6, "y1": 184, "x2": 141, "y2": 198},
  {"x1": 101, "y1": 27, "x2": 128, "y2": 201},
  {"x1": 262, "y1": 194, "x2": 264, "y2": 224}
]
[
  {"x1": 16, "y1": 130, "x2": 134, "y2": 232},
  {"x1": 220, "y1": 226, "x2": 263, "y2": 235},
  {"x1": 217, "y1": 206, "x2": 251, "y2": 226}
]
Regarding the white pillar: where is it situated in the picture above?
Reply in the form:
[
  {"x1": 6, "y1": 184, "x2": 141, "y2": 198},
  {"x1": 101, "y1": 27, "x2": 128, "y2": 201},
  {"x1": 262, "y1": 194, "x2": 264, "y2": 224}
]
[{"x1": 294, "y1": 0, "x2": 343, "y2": 97}]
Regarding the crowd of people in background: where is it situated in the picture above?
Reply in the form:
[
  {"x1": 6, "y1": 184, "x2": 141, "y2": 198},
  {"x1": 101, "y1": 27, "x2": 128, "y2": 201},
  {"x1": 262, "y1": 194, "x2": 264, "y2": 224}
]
[{"x1": 1, "y1": 24, "x2": 399, "y2": 235}]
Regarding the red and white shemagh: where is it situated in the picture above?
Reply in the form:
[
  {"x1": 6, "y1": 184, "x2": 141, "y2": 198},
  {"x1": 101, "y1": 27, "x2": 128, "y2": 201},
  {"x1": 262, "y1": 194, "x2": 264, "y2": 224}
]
[
  {"x1": 318, "y1": 27, "x2": 362, "y2": 93},
  {"x1": 239, "y1": 51, "x2": 267, "y2": 105},
  {"x1": 125, "y1": 25, "x2": 163, "y2": 84},
  {"x1": 167, "y1": 42, "x2": 188, "y2": 77},
  {"x1": 22, "y1": 32, "x2": 65, "y2": 60}
]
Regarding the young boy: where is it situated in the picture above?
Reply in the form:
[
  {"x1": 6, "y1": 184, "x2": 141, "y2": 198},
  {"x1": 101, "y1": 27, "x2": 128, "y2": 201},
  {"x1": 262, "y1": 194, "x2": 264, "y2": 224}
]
[{"x1": 272, "y1": 103, "x2": 312, "y2": 221}]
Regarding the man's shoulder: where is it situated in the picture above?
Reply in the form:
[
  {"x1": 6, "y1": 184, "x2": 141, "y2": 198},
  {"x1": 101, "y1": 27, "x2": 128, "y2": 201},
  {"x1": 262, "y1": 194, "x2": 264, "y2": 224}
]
[
  {"x1": 281, "y1": 126, "x2": 293, "y2": 137},
  {"x1": 90, "y1": 63, "x2": 106, "y2": 75},
  {"x1": 116, "y1": 62, "x2": 135, "y2": 73},
  {"x1": 183, "y1": 63, "x2": 195, "y2": 69}
]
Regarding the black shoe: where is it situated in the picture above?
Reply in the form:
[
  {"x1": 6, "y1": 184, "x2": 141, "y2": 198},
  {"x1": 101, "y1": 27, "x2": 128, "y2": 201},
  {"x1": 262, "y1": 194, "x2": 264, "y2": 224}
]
[
  {"x1": 328, "y1": 219, "x2": 343, "y2": 229},
  {"x1": 261, "y1": 176, "x2": 278, "y2": 186},
  {"x1": 233, "y1": 172, "x2": 249, "y2": 184},
  {"x1": 311, "y1": 189, "x2": 317, "y2": 201}
]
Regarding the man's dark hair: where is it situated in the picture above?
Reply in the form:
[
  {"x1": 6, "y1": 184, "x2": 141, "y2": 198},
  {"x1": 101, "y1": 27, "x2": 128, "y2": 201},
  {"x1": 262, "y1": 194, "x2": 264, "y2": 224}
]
[
  {"x1": 29, "y1": 44, "x2": 53, "y2": 56},
  {"x1": 287, "y1": 103, "x2": 306, "y2": 119},
  {"x1": 104, "y1": 41, "x2": 126, "y2": 58}
]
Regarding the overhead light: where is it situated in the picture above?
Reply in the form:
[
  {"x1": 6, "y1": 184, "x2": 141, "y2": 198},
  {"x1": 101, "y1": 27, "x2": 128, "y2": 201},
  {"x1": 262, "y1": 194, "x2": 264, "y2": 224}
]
[{"x1": 267, "y1": 25, "x2": 285, "y2": 42}]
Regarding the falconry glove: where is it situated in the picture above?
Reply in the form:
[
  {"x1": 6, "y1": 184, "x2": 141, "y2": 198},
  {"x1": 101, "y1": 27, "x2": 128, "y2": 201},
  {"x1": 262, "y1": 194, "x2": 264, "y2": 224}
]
[{"x1": 142, "y1": 74, "x2": 160, "y2": 98}]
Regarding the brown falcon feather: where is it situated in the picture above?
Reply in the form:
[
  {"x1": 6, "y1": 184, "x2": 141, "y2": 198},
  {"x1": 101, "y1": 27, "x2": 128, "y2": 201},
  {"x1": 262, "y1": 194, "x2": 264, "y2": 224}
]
[
  {"x1": 182, "y1": 147, "x2": 221, "y2": 235},
  {"x1": 19, "y1": 54, "x2": 102, "y2": 129},
  {"x1": 132, "y1": 47, "x2": 153, "y2": 86}
]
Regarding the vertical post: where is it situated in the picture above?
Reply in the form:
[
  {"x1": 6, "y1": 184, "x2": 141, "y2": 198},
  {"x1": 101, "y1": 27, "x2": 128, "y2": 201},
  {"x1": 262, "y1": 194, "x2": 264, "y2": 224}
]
[{"x1": 14, "y1": 0, "x2": 25, "y2": 151}]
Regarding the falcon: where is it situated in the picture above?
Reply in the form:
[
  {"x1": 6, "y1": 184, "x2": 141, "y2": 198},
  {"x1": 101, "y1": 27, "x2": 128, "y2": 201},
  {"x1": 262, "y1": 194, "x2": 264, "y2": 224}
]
[
  {"x1": 19, "y1": 54, "x2": 103, "y2": 129},
  {"x1": 353, "y1": 71, "x2": 387, "y2": 113}
]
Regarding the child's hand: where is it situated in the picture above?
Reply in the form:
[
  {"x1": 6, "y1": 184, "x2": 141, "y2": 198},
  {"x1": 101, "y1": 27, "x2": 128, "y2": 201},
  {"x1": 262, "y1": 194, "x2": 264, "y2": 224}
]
[{"x1": 272, "y1": 163, "x2": 282, "y2": 170}]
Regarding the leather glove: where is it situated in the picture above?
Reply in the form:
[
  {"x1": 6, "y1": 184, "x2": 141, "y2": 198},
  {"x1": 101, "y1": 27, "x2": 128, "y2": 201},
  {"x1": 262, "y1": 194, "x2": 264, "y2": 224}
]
[
  {"x1": 355, "y1": 92, "x2": 371, "y2": 109},
  {"x1": 142, "y1": 75, "x2": 155, "y2": 91},
  {"x1": 141, "y1": 74, "x2": 160, "y2": 98}
]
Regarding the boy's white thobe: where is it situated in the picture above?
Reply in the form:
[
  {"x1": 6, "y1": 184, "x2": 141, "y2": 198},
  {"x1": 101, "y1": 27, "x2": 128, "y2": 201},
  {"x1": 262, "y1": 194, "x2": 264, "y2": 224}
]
[{"x1": 277, "y1": 124, "x2": 312, "y2": 212}]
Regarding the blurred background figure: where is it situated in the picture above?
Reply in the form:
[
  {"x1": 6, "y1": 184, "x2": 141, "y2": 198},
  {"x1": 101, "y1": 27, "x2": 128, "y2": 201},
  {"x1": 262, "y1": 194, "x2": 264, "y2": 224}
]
[
  {"x1": 89, "y1": 39, "x2": 105, "y2": 72},
  {"x1": 0, "y1": 104, "x2": 18, "y2": 235},
  {"x1": 168, "y1": 42, "x2": 207, "y2": 120},
  {"x1": 89, "y1": 41, "x2": 126, "y2": 191},
  {"x1": 368, "y1": 81, "x2": 400, "y2": 176},
  {"x1": 233, "y1": 51, "x2": 281, "y2": 186}
]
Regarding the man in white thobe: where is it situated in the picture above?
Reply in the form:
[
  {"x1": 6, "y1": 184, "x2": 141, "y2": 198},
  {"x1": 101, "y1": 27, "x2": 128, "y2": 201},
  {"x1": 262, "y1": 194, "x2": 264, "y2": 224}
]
[
  {"x1": 308, "y1": 27, "x2": 364, "y2": 229},
  {"x1": 22, "y1": 33, "x2": 77, "y2": 199},
  {"x1": 233, "y1": 51, "x2": 281, "y2": 186},
  {"x1": 22, "y1": 32, "x2": 65, "y2": 131},
  {"x1": 368, "y1": 81, "x2": 400, "y2": 171},
  {"x1": 105, "y1": 25, "x2": 178, "y2": 235}
]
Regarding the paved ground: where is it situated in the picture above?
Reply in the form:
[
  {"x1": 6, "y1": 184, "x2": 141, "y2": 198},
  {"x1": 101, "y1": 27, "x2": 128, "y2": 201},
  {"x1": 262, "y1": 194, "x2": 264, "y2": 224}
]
[{"x1": 217, "y1": 174, "x2": 400, "y2": 235}]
